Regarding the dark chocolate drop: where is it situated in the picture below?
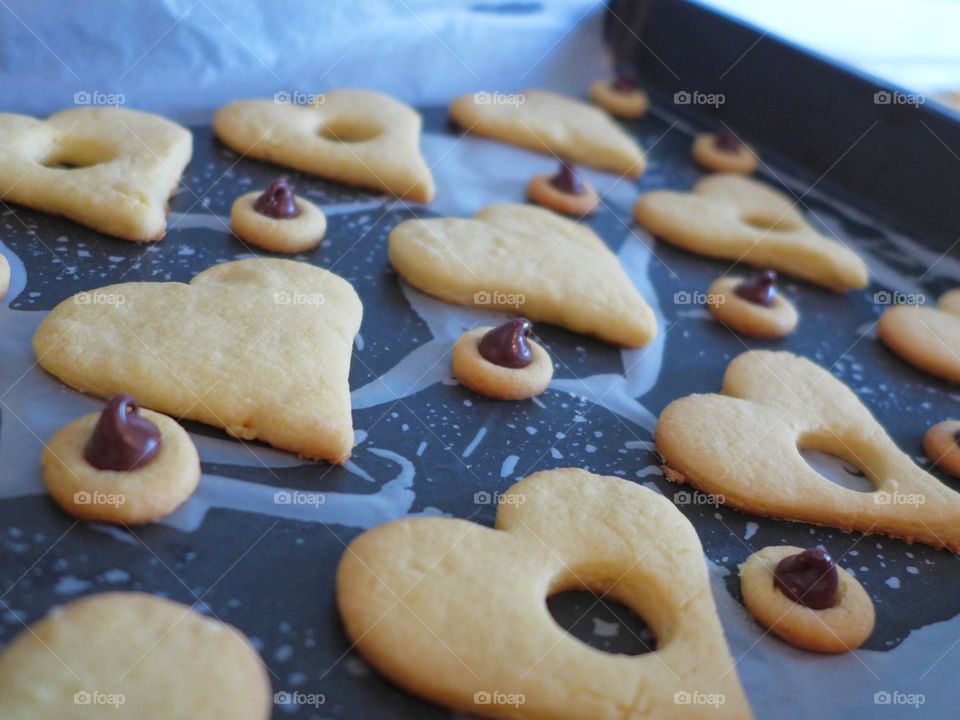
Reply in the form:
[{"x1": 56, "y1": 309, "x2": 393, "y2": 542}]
[
  {"x1": 612, "y1": 69, "x2": 637, "y2": 93},
  {"x1": 84, "y1": 395, "x2": 162, "y2": 471},
  {"x1": 478, "y1": 319, "x2": 534, "y2": 369},
  {"x1": 254, "y1": 178, "x2": 300, "y2": 219},
  {"x1": 549, "y1": 163, "x2": 585, "y2": 196},
  {"x1": 735, "y1": 270, "x2": 778, "y2": 307},
  {"x1": 713, "y1": 130, "x2": 743, "y2": 154},
  {"x1": 773, "y1": 547, "x2": 839, "y2": 610}
]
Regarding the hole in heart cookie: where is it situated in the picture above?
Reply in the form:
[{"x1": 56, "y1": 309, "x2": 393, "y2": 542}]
[
  {"x1": 546, "y1": 590, "x2": 656, "y2": 656},
  {"x1": 317, "y1": 118, "x2": 382, "y2": 143},
  {"x1": 40, "y1": 140, "x2": 117, "y2": 170},
  {"x1": 43, "y1": 162, "x2": 94, "y2": 170},
  {"x1": 799, "y1": 448, "x2": 875, "y2": 493}
]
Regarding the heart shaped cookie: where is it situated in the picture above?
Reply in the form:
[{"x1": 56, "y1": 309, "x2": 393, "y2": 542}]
[
  {"x1": 213, "y1": 90, "x2": 435, "y2": 202},
  {"x1": 388, "y1": 203, "x2": 656, "y2": 347},
  {"x1": 657, "y1": 350, "x2": 960, "y2": 550},
  {"x1": 0, "y1": 107, "x2": 192, "y2": 242},
  {"x1": 634, "y1": 175, "x2": 869, "y2": 291},
  {"x1": 0, "y1": 592, "x2": 271, "y2": 719},
  {"x1": 33, "y1": 258, "x2": 362, "y2": 463},
  {"x1": 878, "y1": 289, "x2": 960, "y2": 383},
  {"x1": 449, "y1": 90, "x2": 646, "y2": 176},
  {"x1": 337, "y1": 468, "x2": 752, "y2": 720}
]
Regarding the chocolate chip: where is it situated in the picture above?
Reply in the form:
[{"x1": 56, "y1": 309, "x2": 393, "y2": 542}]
[
  {"x1": 713, "y1": 130, "x2": 743, "y2": 154},
  {"x1": 549, "y1": 163, "x2": 586, "y2": 196},
  {"x1": 773, "y1": 547, "x2": 839, "y2": 610},
  {"x1": 735, "y1": 270, "x2": 778, "y2": 307},
  {"x1": 478, "y1": 318, "x2": 534, "y2": 369},
  {"x1": 84, "y1": 395, "x2": 162, "y2": 471},
  {"x1": 612, "y1": 69, "x2": 637, "y2": 93},
  {"x1": 254, "y1": 178, "x2": 300, "y2": 219}
]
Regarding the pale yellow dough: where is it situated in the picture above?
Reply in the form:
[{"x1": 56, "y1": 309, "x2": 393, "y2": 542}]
[
  {"x1": 740, "y1": 546, "x2": 875, "y2": 653},
  {"x1": 707, "y1": 276, "x2": 798, "y2": 338},
  {"x1": 691, "y1": 133, "x2": 759, "y2": 175},
  {"x1": 634, "y1": 174, "x2": 869, "y2": 291},
  {"x1": 33, "y1": 258, "x2": 362, "y2": 463},
  {"x1": 589, "y1": 80, "x2": 650, "y2": 119},
  {"x1": 0, "y1": 592, "x2": 271, "y2": 720},
  {"x1": 337, "y1": 468, "x2": 753, "y2": 720},
  {"x1": 213, "y1": 90, "x2": 434, "y2": 202},
  {"x1": 230, "y1": 189, "x2": 327, "y2": 253},
  {"x1": 878, "y1": 290, "x2": 960, "y2": 383},
  {"x1": 42, "y1": 407, "x2": 200, "y2": 524},
  {"x1": 656, "y1": 350, "x2": 960, "y2": 550},
  {"x1": 451, "y1": 327, "x2": 553, "y2": 400},
  {"x1": 0, "y1": 107, "x2": 192, "y2": 242},
  {"x1": 449, "y1": 90, "x2": 646, "y2": 176},
  {"x1": 924, "y1": 420, "x2": 960, "y2": 478},
  {"x1": 388, "y1": 203, "x2": 656, "y2": 347}
]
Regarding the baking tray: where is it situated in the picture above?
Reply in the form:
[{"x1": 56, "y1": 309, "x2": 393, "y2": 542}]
[{"x1": 2, "y1": 2, "x2": 960, "y2": 719}]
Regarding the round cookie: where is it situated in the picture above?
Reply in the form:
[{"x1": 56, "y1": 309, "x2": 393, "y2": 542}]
[
  {"x1": 0, "y1": 253, "x2": 9, "y2": 300},
  {"x1": 740, "y1": 545, "x2": 875, "y2": 653},
  {"x1": 707, "y1": 273, "x2": 798, "y2": 338},
  {"x1": 924, "y1": 420, "x2": 960, "y2": 478},
  {"x1": 452, "y1": 321, "x2": 553, "y2": 400},
  {"x1": 0, "y1": 592, "x2": 272, "y2": 719},
  {"x1": 231, "y1": 179, "x2": 327, "y2": 253},
  {"x1": 878, "y1": 290, "x2": 960, "y2": 383},
  {"x1": 691, "y1": 131, "x2": 759, "y2": 174},
  {"x1": 589, "y1": 78, "x2": 649, "y2": 119},
  {"x1": 42, "y1": 396, "x2": 200, "y2": 524},
  {"x1": 527, "y1": 163, "x2": 599, "y2": 216}
]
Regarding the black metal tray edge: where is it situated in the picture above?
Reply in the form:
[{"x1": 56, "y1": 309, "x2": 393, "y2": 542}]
[{"x1": 607, "y1": 0, "x2": 960, "y2": 252}]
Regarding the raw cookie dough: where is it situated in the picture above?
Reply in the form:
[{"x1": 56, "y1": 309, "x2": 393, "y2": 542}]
[
  {"x1": 656, "y1": 350, "x2": 960, "y2": 550},
  {"x1": 634, "y1": 174, "x2": 869, "y2": 291},
  {"x1": 452, "y1": 320, "x2": 553, "y2": 400},
  {"x1": 527, "y1": 162, "x2": 599, "y2": 216},
  {"x1": 42, "y1": 396, "x2": 200, "y2": 524},
  {"x1": 878, "y1": 289, "x2": 960, "y2": 383},
  {"x1": 589, "y1": 77, "x2": 649, "y2": 119},
  {"x1": 389, "y1": 203, "x2": 656, "y2": 347},
  {"x1": 0, "y1": 592, "x2": 271, "y2": 720},
  {"x1": 213, "y1": 89, "x2": 435, "y2": 202},
  {"x1": 337, "y1": 468, "x2": 753, "y2": 720},
  {"x1": 707, "y1": 273, "x2": 798, "y2": 338},
  {"x1": 691, "y1": 131, "x2": 758, "y2": 174},
  {"x1": 33, "y1": 258, "x2": 362, "y2": 463},
  {"x1": 0, "y1": 254, "x2": 9, "y2": 300},
  {"x1": 449, "y1": 90, "x2": 646, "y2": 176},
  {"x1": 924, "y1": 420, "x2": 960, "y2": 479},
  {"x1": 740, "y1": 546, "x2": 875, "y2": 653},
  {"x1": 231, "y1": 179, "x2": 327, "y2": 253},
  {"x1": 0, "y1": 107, "x2": 192, "y2": 242}
]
